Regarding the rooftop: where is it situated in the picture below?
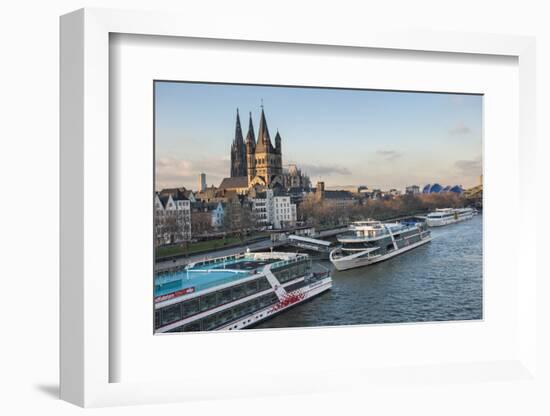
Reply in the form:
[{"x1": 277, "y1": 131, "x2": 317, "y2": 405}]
[
  {"x1": 219, "y1": 176, "x2": 248, "y2": 190},
  {"x1": 158, "y1": 188, "x2": 190, "y2": 201}
]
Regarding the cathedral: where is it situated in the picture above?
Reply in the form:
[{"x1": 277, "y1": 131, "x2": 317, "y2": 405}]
[{"x1": 227, "y1": 107, "x2": 284, "y2": 190}]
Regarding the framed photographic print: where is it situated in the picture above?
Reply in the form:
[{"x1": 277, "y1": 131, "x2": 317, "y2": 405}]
[
  {"x1": 60, "y1": 8, "x2": 537, "y2": 408},
  {"x1": 152, "y1": 81, "x2": 483, "y2": 334}
]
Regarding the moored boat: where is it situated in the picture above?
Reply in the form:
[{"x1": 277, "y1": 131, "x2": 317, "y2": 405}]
[
  {"x1": 154, "y1": 251, "x2": 332, "y2": 333},
  {"x1": 425, "y1": 207, "x2": 474, "y2": 227},
  {"x1": 329, "y1": 219, "x2": 432, "y2": 271}
]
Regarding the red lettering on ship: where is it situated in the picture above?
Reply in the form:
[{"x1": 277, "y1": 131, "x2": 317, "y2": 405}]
[{"x1": 155, "y1": 287, "x2": 195, "y2": 303}]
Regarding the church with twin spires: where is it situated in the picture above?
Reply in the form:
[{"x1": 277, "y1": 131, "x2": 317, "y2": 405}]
[{"x1": 222, "y1": 107, "x2": 284, "y2": 192}]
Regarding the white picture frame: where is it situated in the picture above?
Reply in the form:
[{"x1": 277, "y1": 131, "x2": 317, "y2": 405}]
[{"x1": 60, "y1": 8, "x2": 537, "y2": 407}]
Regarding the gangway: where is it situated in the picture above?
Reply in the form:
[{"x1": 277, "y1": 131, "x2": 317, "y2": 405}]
[{"x1": 287, "y1": 235, "x2": 335, "y2": 253}]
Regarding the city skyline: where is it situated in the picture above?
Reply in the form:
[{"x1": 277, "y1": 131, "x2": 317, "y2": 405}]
[{"x1": 155, "y1": 81, "x2": 483, "y2": 191}]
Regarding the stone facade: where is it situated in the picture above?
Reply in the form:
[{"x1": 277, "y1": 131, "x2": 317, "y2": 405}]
[
  {"x1": 230, "y1": 110, "x2": 247, "y2": 178},
  {"x1": 228, "y1": 107, "x2": 284, "y2": 190}
]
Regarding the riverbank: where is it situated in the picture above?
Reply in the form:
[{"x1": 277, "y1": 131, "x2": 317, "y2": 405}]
[{"x1": 156, "y1": 232, "x2": 270, "y2": 260}]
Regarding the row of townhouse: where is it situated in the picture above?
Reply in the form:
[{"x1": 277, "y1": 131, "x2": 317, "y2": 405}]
[
  {"x1": 154, "y1": 193, "x2": 192, "y2": 246},
  {"x1": 155, "y1": 188, "x2": 299, "y2": 247},
  {"x1": 155, "y1": 191, "x2": 226, "y2": 245}
]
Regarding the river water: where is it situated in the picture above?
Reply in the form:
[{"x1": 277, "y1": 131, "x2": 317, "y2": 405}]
[{"x1": 255, "y1": 214, "x2": 483, "y2": 329}]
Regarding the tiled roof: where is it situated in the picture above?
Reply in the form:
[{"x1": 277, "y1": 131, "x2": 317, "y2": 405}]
[
  {"x1": 159, "y1": 188, "x2": 189, "y2": 201},
  {"x1": 158, "y1": 195, "x2": 170, "y2": 208},
  {"x1": 219, "y1": 176, "x2": 248, "y2": 189}
]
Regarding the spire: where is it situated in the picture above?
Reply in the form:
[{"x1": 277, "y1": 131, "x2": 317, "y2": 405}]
[
  {"x1": 245, "y1": 111, "x2": 255, "y2": 150},
  {"x1": 233, "y1": 108, "x2": 244, "y2": 145},
  {"x1": 230, "y1": 108, "x2": 247, "y2": 177},
  {"x1": 256, "y1": 106, "x2": 272, "y2": 152},
  {"x1": 275, "y1": 129, "x2": 281, "y2": 154}
]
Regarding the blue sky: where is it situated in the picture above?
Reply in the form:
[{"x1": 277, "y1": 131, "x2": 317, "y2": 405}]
[{"x1": 155, "y1": 81, "x2": 482, "y2": 191}]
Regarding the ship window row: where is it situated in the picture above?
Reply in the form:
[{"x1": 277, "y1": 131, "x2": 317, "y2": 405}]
[
  {"x1": 271, "y1": 260, "x2": 311, "y2": 284},
  {"x1": 430, "y1": 213, "x2": 455, "y2": 218},
  {"x1": 393, "y1": 230, "x2": 416, "y2": 241},
  {"x1": 284, "y1": 271, "x2": 326, "y2": 293},
  {"x1": 283, "y1": 280, "x2": 309, "y2": 293},
  {"x1": 397, "y1": 230, "x2": 420, "y2": 241},
  {"x1": 305, "y1": 272, "x2": 329, "y2": 284},
  {"x1": 165, "y1": 292, "x2": 279, "y2": 332},
  {"x1": 342, "y1": 241, "x2": 379, "y2": 250},
  {"x1": 155, "y1": 277, "x2": 272, "y2": 328}
]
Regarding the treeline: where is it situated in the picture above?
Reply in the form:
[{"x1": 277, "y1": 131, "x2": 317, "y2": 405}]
[{"x1": 300, "y1": 193, "x2": 468, "y2": 227}]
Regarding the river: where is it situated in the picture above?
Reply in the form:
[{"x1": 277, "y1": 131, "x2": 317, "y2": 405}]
[{"x1": 255, "y1": 214, "x2": 483, "y2": 329}]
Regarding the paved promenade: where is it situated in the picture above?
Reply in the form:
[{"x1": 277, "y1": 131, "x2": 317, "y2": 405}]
[{"x1": 155, "y1": 238, "x2": 286, "y2": 272}]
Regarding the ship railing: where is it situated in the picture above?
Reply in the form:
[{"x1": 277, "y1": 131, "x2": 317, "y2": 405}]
[
  {"x1": 269, "y1": 255, "x2": 307, "y2": 270},
  {"x1": 304, "y1": 271, "x2": 330, "y2": 284},
  {"x1": 339, "y1": 231, "x2": 388, "y2": 240},
  {"x1": 155, "y1": 272, "x2": 183, "y2": 285},
  {"x1": 188, "y1": 252, "x2": 247, "y2": 269},
  {"x1": 186, "y1": 269, "x2": 250, "y2": 274}
]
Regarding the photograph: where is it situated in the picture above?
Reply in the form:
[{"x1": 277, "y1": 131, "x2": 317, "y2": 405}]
[{"x1": 153, "y1": 81, "x2": 483, "y2": 333}]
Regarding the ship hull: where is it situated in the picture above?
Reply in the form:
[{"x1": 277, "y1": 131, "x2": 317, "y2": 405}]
[
  {"x1": 426, "y1": 212, "x2": 474, "y2": 227},
  {"x1": 330, "y1": 236, "x2": 432, "y2": 271},
  {"x1": 218, "y1": 277, "x2": 332, "y2": 330}
]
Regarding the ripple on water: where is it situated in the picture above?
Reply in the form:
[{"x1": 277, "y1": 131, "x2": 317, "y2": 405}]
[{"x1": 255, "y1": 215, "x2": 483, "y2": 330}]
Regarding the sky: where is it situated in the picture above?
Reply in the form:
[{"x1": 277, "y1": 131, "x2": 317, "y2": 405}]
[{"x1": 155, "y1": 81, "x2": 483, "y2": 192}]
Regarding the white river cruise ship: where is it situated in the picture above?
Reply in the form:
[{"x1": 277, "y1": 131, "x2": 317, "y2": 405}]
[
  {"x1": 329, "y1": 220, "x2": 432, "y2": 271},
  {"x1": 425, "y1": 207, "x2": 475, "y2": 227},
  {"x1": 154, "y1": 252, "x2": 332, "y2": 333}
]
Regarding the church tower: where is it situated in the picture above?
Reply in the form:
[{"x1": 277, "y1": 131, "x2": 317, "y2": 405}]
[
  {"x1": 230, "y1": 109, "x2": 247, "y2": 177},
  {"x1": 254, "y1": 107, "x2": 276, "y2": 186},
  {"x1": 274, "y1": 130, "x2": 283, "y2": 176},
  {"x1": 245, "y1": 112, "x2": 256, "y2": 184},
  {"x1": 225, "y1": 106, "x2": 284, "y2": 190}
]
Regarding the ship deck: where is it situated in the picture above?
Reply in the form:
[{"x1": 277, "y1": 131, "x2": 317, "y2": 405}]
[{"x1": 154, "y1": 257, "x2": 278, "y2": 298}]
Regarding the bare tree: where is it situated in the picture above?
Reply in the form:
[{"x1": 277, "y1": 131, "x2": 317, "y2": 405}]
[{"x1": 223, "y1": 198, "x2": 253, "y2": 242}]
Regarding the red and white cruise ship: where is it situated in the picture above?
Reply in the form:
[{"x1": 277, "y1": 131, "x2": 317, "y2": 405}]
[{"x1": 154, "y1": 252, "x2": 332, "y2": 333}]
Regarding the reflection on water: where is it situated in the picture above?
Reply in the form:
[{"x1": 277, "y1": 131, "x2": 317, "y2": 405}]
[{"x1": 255, "y1": 215, "x2": 483, "y2": 329}]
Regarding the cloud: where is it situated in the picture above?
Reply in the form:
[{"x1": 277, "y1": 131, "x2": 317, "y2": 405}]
[
  {"x1": 156, "y1": 158, "x2": 194, "y2": 180},
  {"x1": 300, "y1": 163, "x2": 352, "y2": 177},
  {"x1": 454, "y1": 156, "x2": 482, "y2": 176},
  {"x1": 155, "y1": 156, "x2": 230, "y2": 189},
  {"x1": 376, "y1": 150, "x2": 402, "y2": 161},
  {"x1": 449, "y1": 123, "x2": 472, "y2": 136}
]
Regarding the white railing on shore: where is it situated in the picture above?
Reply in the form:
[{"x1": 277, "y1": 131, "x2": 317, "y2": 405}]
[
  {"x1": 187, "y1": 252, "x2": 246, "y2": 269},
  {"x1": 187, "y1": 269, "x2": 250, "y2": 274}
]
